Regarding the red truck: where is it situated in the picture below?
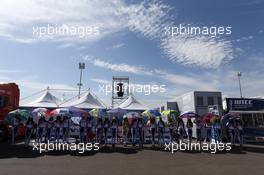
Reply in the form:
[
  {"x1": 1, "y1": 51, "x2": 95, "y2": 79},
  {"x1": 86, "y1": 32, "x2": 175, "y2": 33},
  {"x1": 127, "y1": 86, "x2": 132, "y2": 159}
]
[{"x1": 0, "y1": 83, "x2": 20, "y2": 141}]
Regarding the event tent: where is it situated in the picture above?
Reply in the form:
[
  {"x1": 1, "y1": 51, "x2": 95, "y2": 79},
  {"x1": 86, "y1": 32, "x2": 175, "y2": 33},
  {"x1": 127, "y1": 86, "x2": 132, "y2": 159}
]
[
  {"x1": 117, "y1": 95, "x2": 149, "y2": 111},
  {"x1": 61, "y1": 91, "x2": 106, "y2": 109},
  {"x1": 22, "y1": 91, "x2": 61, "y2": 108}
]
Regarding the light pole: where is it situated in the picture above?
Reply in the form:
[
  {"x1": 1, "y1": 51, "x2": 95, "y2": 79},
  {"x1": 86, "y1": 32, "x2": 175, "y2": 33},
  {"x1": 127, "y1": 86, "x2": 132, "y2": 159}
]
[
  {"x1": 77, "y1": 62, "x2": 85, "y2": 99},
  {"x1": 237, "y1": 71, "x2": 243, "y2": 98}
]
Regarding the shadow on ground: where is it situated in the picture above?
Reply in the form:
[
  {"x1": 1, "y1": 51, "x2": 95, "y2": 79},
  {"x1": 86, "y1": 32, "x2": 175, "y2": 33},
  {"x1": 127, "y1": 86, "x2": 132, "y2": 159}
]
[{"x1": 1, "y1": 142, "x2": 264, "y2": 159}]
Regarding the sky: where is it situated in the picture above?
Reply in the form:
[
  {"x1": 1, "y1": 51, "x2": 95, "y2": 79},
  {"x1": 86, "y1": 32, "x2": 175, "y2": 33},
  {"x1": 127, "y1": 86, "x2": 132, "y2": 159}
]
[{"x1": 0, "y1": 0, "x2": 264, "y2": 108}]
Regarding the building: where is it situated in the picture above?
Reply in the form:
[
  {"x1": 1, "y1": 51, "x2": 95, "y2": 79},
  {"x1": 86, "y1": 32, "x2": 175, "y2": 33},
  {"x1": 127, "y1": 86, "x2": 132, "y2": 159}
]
[
  {"x1": 164, "y1": 91, "x2": 223, "y2": 138},
  {"x1": 170, "y1": 91, "x2": 223, "y2": 116},
  {"x1": 160, "y1": 101, "x2": 178, "y2": 112},
  {"x1": 226, "y1": 98, "x2": 264, "y2": 141}
]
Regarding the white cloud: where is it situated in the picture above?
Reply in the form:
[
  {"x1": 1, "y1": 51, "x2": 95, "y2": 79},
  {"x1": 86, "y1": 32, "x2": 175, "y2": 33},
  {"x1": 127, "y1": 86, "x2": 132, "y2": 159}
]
[
  {"x1": 234, "y1": 35, "x2": 254, "y2": 42},
  {"x1": 0, "y1": 69, "x2": 25, "y2": 73},
  {"x1": 0, "y1": 0, "x2": 169, "y2": 43},
  {"x1": 83, "y1": 56, "x2": 264, "y2": 99},
  {"x1": 125, "y1": 1, "x2": 171, "y2": 39},
  {"x1": 108, "y1": 43, "x2": 125, "y2": 50},
  {"x1": 83, "y1": 56, "x2": 153, "y2": 76},
  {"x1": 90, "y1": 78, "x2": 111, "y2": 84},
  {"x1": 83, "y1": 56, "x2": 218, "y2": 91},
  {"x1": 154, "y1": 69, "x2": 217, "y2": 90},
  {"x1": 0, "y1": 0, "x2": 237, "y2": 68},
  {"x1": 161, "y1": 35, "x2": 235, "y2": 68}
]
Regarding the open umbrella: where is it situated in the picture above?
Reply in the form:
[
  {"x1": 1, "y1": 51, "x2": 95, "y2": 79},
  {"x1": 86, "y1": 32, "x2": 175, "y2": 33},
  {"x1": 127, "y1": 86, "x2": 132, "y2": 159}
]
[
  {"x1": 49, "y1": 108, "x2": 70, "y2": 116},
  {"x1": 89, "y1": 108, "x2": 107, "y2": 118},
  {"x1": 123, "y1": 112, "x2": 140, "y2": 125},
  {"x1": 108, "y1": 108, "x2": 126, "y2": 117},
  {"x1": 32, "y1": 108, "x2": 48, "y2": 116},
  {"x1": 142, "y1": 109, "x2": 161, "y2": 117},
  {"x1": 6, "y1": 109, "x2": 31, "y2": 124},
  {"x1": 202, "y1": 113, "x2": 220, "y2": 124},
  {"x1": 64, "y1": 107, "x2": 89, "y2": 125},
  {"x1": 162, "y1": 110, "x2": 179, "y2": 117},
  {"x1": 221, "y1": 113, "x2": 240, "y2": 125},
  {"x1": 68, "y1": 106, "x2": 88, "y2": 118},
  {"x1": 31, "y1": 108, "x2": 48, "y2": 123},
  {"x1": 179, "y1": 111, "x2": 199, "y2": 118}
]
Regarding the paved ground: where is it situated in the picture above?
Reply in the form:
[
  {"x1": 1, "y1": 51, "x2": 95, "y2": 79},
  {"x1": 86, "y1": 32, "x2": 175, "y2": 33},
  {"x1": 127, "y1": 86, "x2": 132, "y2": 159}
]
[{"x1": 0, "y1": 143, "x2": 264, "y2": 175}]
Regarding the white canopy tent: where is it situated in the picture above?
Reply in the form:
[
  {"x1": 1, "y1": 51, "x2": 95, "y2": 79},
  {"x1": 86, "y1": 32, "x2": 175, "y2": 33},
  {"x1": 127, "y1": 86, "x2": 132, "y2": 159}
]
[
  {"x1": 61, "y1": 91, "x2": 106, "y2": 109},
  {"x1": 22, "y1": 91, "x2": 61, "y2": 108},
  {"x1": 117, "y1": 95, "x2": 149, "y2": 111}
]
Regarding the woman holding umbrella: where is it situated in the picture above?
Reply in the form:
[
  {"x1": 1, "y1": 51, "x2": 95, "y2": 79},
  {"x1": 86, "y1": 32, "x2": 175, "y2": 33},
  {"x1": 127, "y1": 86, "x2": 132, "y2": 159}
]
[
  {"x1": 86, "y1": 116, "x2": 93, "y2": 142},
  {"x1": 62, "y1": 115, "x2": 70, "y2": 143},
  {"x1": 168, "y1": 117, "x2": 175, "y2": 143},
  {"x1": 158, "y1": 117, "x2": 165, "y2": 146},
  {"x1": 37, "y1": 116, "x2": 46, "y2": 143},
  {"x1": 54, "y1": 116, "x2": 63, "y2": 143},
  {"x1": 103, "y1": 118, "x2": 110, "y2": 146},
  {"x1": 226, "y1": 119, "x2": 235, "y2": 145},
  {"x1": 111, "y1": 117, "x2": 118, "y2": 147},
  {"x1": 122, "y1": 118, "x2": 129, "y2": 147},
  {"x1": 186, "y1": 118, "x2": 193, "y2": 144},
  {"x1": 148, "y1": 117, "x2": 156, "y2": 147},
  {"x1": 194, "y1": 118, "x2": 203, "y2": 144},
  {"x1": 235, "y1": 118, "x2": 244, "y2": 146},
  {"x1": 96, "y1": 118, "x2": 103, "y2": 144},
  {"x1": 79, "y1": 116, "x2": 87, "y2": 143},
  {"x1": 46, "y1": 117, "x2": 54, "y2": 142},
  {"x1": 215, "y1": 117, "x2": 222, "y2": 143},
  {"x1": 131, "y1": 118, "x2": 138, "y2": 147},
  {"x1": 204, "y1": 119, "x2": 212, "y2": 142},
  {"x1": 11, "y1": 114, "x2": 21, "y2": 144},
  {"x1": 137, "y1": 117, "x2": 144, "y2": 148},
  {"x1": 24, "y1": 117, "x2": 34, "y2": 146},
  {"x1": 176, "y1": 117, "x2": 185, "y2": 143}
]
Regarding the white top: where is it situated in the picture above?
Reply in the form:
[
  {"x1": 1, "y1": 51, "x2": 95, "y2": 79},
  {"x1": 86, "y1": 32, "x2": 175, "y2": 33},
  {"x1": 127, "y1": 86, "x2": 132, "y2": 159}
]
[
  {"x1": 138, "y1": 122, "x2": 143, "y2": 128},
  {"x1": 39, "y1": 121, "x2": 46, "y2": 128},
  {"x1": 151, "y1": 123, "x2": 156, "y2": 129},
  {"x1": 80, "y1": 120, "x2": 86, "y2": 128},
  {"x1": 87, "y1": 121, "x2": 93, "y2": 128},
  {"x1": 13, "y1": 118, "x2": 20, "y2": 126},
  {"x1": 158, "y1": 122, "x2": 164, "y2": 128},
  {"x1": 132, "y1": 121, "x2": 137, "y2": 128},
  {"x1": 97, "y1": 123, "x2": 102, "y2": 128},
  {"x1": 178, "y1": 122, "x2": 184, "y2": 129},
  {"x1": 104, "y1": 123, "x2": 109, "y2": 128},
  {"x1": 55, "y1": 121, "x2": 62, "y2": 128},
  {"x1": 112, "y1": 123, "x2": 118, "y2": 129},
  {"x1": 63, "y1": 120, "x2": 69, "y2": 128},
  {"x1": 27, "y1": 123, "x2": 33, "y2": 129}
]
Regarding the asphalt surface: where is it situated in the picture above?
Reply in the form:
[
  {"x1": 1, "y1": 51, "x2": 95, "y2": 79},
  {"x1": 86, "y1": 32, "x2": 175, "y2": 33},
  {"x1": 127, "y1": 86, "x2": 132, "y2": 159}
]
[{"x1": 0, "y1": 143, "x2": 264, "y2": 175}]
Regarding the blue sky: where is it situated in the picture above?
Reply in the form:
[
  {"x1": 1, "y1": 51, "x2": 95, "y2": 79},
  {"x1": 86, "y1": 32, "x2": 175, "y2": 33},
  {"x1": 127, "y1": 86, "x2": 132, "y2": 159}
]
[{"x1": 0, "y1": 0, "x2": 264, "y2": 107}]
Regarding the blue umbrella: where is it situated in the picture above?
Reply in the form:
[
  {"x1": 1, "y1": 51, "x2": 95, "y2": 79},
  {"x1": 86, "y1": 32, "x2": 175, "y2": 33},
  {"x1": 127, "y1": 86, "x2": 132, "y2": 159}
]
[
  {"x1": 142, "y1": 109, "x2": 161, "y2": 117},
  {"x1": 107, "y1": 108, "x2": 126, "y2": 121},
  {"x1": 89, "y1": 108, "x2": 107, "y2": 118},
  {"x1": 180, "y1": 111, "x2": 199, "y2": 118},
  {"x1": 108, "y1": 108, "x2": 126, "y2": 115}
]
